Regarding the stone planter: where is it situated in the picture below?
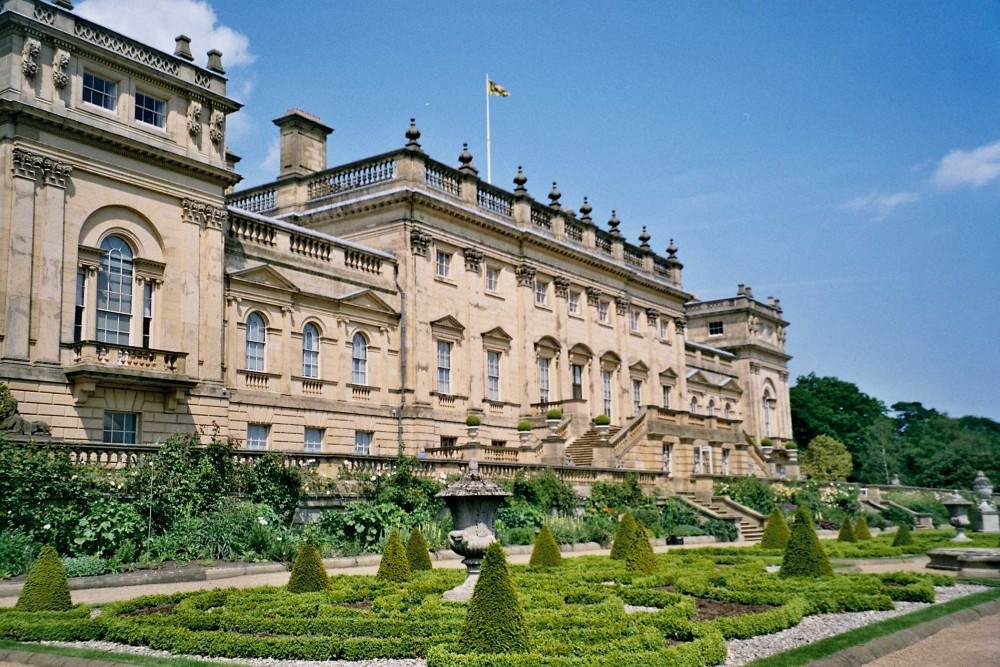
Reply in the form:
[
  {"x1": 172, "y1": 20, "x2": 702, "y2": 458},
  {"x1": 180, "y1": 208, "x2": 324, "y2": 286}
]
[
  {"x1": 761, "y1": 446, "x2": 773, "y2": 459},
  {"x1": 595, "y1": 424, "x2": 610, "y2": 439},
  {"x1": 518, "y1": 430, "x2": 531, "y2": 444},
  {"x1": 546, "y1": 419, "x2": 560, "y2": 432},
  {"x1": 787, "y1": 449, "x2": 798, "y2": 462},
  {"x1": 466, "y1": 425, "x2": 479, "y2": 439}
]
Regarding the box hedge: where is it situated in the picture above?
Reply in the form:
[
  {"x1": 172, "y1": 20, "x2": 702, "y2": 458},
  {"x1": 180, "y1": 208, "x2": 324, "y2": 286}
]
[
  {"x1": 461, "y1": 541, "x2": 530, "y2": 654},
  {"x1": 837, "y1": 516, "x2": 857, "y2": 542},
  {"x1": 376, "y1": 528, "x2": 412, "y2": 583},
  {"x1": 609, "y1": 512, "x2": 637, "y2": 560},
  {"x1": 779, "y1": 508, "x2": 832, "y2": 578},
  {"x1": 15, "y1": 545, "x2": 72, "y2": 612},
  {"x1": 287, "y1": 536, "x2": 331, "y2": 593},
  {"x1": 406, "y1": 527, "x2": 434, "y2": 572},
  {"x1": 529, "y1": 525, "x2": 562, "y2": 568},
  {"x1": 759, "y1": 507, "x2": 790, "y2": 550}
]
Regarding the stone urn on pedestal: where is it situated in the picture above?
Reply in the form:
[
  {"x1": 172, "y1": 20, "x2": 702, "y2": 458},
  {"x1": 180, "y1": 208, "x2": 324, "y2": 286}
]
[
  {"x1": 943, "y1": 491, "x2": 973, "y2": 542},
  {"x1": 437, "y1": 459, "x2": 511, "y2": 601},
  {"x1": 972, "y1": 471, "x2": 999, "y2": 533}
]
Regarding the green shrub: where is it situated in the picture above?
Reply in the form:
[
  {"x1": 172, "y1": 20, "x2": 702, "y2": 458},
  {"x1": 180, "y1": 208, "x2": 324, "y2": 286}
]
[
  {"x1": 837, "y1": 517, "x2": 857, "y2": 542},
  {"x1": 609, "y1": 512, "x2": 637, "y2": 560},
  {"x1": 465, "y1": 414, "x2": 482, "y2": 427},
  {"x1": 15, "y1": 545, "x2": 72, "y2": 611},
  {"x1": 760, "y1": 507, "x2": 791, "y2": 549},
  {"x1": 61, "y1": 555, "x2": 114, "y2": 578},
  {"x1": 287, "y1": 536, "x2": 330, "y2": 593},
  {"x1": 545, "y1": 408, "x2": 562, "y2": 420},
  {"x1": 405, "y1": 527, "x2": 433, "y2": 571},
  {"x1": 880, "y1": 505, "x2": 916, "y2": 528},
  {"x1": 376, "y1": 529, "x2": 411, "y2": 583},
  {"x1": 0, "y1": 530, "x2": 37, "y2": 579},
  {"x1": 461, "y1": 541, "x2": 530, "y2": 653},
  {"x1": 892, "y1": 523, "x2": 914, "y2": 547},
  {"x1": 517, "y1": 420, "x2": 532, "y2": 432},
  {"x1": 715, "y1": 477, "x2": 775, "y2": 515},
  {"x1": 591, "y1": 475, "x2": 647, "y2": 511},
  {"x1": 703, "y1": 519, "x2": 739, "y2": 543},
  {"x1": 855, "y1": 516, "x2": 874, "y2": 540},
  {"x1": 624, "y1": 524, "x2": 658, "y2": 573},
  {"x1": 593, "y1": 414, "x2": 611, "y2": 426},
  {"x1": 528, "y1": 525, "x2": 562, "y2": 568},
  {"x1": 779, "y1": 508, "x2": 832, "y2": 578}
]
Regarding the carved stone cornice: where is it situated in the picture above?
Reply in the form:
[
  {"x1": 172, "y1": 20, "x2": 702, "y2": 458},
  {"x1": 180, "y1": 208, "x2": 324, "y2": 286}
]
[
  {"x1": 11, "y1": 148, "x2": 73, "y2": 187},
  {"x1": 515, "y1": 263, "x2": 536, "y2": 287},
  {"x1": 674, "y1": 317, "x2": 687, "y2": 334},
  {"x1": 463, "y1": 248, "x2": 484, "y2": 273},
  {"x1": 586, "y1": 286, "x2": 602, "y2": 306},
  {"x1": 52, "y1": 49, "x2": 71, "y2": 89},
  {"x1": 209, "y1": 108, "x2": 225, "y2": 145},
  {"x1": 553, "y1": 276, "x2": 570, "y2": 298},
  {"x1": 187, "y1": 100, "x2": 202, "y2": 137},
  {"x1": 778, "y1": 370, "x2": 789, "y2": 382},
  {"x1": 645, "y1": 308, "x2": 659, "y2": 324},
  {"x1": 181, "y1": 197, "x2": 226, "y2": 229},
  {"x1": 410, "y1": 229, "x2": 432, "y2": 257},
  {"x1": 615, "y1": 293, "x2": 631, "y2": 316},
  {"x1": 749, "y1": 361, "x2": 761, "y2": 375}
]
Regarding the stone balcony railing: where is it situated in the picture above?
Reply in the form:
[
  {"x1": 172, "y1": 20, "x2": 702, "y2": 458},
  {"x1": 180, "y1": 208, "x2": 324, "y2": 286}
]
[
  {"x1": 227, "y1": 147, "x2": 683, "y2": 290},
  {"x1": 63, "y1": 341, "x2": 195, "y2": 404}
]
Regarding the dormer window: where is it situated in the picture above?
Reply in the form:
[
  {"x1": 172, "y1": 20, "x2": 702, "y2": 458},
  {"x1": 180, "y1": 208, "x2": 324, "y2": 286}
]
[{"x1": 83, "y1": 71, "x2": 117, "y2": 111}]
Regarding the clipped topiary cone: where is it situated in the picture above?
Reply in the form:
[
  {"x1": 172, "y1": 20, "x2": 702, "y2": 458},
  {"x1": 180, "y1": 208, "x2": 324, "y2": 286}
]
[
  {"x1": 854, "y1": 516, "x2": 874, "y2": 541},
  {"x1": 779, "y1": 507, "x2": 833, "y2": 578},
  {"x1": 15, "y1": 545, "x2": 72, "y2": 611},
  {"x1": 528, "y1": 524, "x2": 562, "y2": 568},
  {"x1": 760, "y1": 507, "x2": 791, "y2": 550},
  {"x1": 461, "y1": 541, "x2": 531, "y2": 653},
  {"x1": 624, "y1": 523, "x2": 658, "y2": 574},
  {"x1": 287, "y1": 535, "x2": 331, "y2": 593},
  {"x1": 892, "y1": 523, "x2": 914, "y2": 547},
  {"x1": 837, "y1": 516, "x2": 857, "y2": 542},
  {"x1": 610, "y1": 512, "x2": 637, "y2": 560},
  {"x1": 376, "y1": 528, "x2": 412, "y2": 583},
  {"x1": 405, "y1": 527, "x2": 433, "y2": 572}
]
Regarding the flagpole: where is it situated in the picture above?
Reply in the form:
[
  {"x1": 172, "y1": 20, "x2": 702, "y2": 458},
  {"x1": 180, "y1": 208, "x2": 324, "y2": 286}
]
[{"x1": 485, "y1": 73, "x2": 492, "y2": 184}]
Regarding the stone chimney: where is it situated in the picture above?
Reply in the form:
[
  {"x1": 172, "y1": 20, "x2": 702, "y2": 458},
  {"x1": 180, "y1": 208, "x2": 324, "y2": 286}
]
[
  {"x1": 174, "y1": 36, "x2": 194, "y2": 61},
  {"x1": 273, "y1": 109, "x2": 334, "y2": 179},
  {"x1": 206, "y1": 50, "x2": 225, "y2": 74}
]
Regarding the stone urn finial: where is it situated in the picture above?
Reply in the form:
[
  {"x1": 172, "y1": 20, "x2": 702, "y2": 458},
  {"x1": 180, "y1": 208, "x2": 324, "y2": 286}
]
[{"x1": 973, "y1": 471, "x2": 993, "y2": 503}]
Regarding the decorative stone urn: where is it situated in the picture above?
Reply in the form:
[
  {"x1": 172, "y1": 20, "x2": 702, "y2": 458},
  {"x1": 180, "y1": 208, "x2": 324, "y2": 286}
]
[
  {"x1": 943, "y1": 491, "x2": 973, "y2": 542},
  {"x1": 466, "y1": 425, "x2": 479, "y2": 439},
  {"x1": 972, "y1": 471, "x2": 999, "y2": 533},
  {"x1": 437, "y1": 459, "x2": 511, "y2": 601}
]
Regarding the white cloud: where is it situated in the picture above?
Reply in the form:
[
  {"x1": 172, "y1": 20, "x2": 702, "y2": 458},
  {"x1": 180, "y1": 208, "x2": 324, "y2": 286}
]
[
  {"x1": 933, "y1": 141, "x2": 1000, "y2": 189},
  {"x1": 841, "y1": 191, "x2": 920, "y2": 222},
  {"x1": 75, "y1": 0, "x2": 253, "y2": 68}
]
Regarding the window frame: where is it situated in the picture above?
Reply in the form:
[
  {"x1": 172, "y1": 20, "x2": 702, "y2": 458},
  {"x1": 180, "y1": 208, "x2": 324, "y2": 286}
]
[
  {"x1": 487, "y1": 350, "x2": 501, "y2": 401},
  {"x1": 82, "y1": 70, "x2": 118, "y2": 111},
  {"x1": 598, "y1": 300, "x2": 609, "y2": 323},
  {"x1": 435, "y1": 250, "x2": 452, "y2": 279},
  {"x1": 534, "y1": 279, "x2": 549, "y2": 306},
  {"x1": 436, "y1": 340, "x2": 453, "y2": 394},
  {"x1": 354, "y1": 430, "x2": 373, "y2": 455},
  {"x1": 134, "y1": 90, "x2": 167, "y2": 128},
  {"x1": 96, "y1": 235, "x2": 135, "y2": 346},
  {"x1": 245, "y1": 312, "x2": 266, "y2": 372},
  {"x1": 304, "y1": 427, "x2": 323, "y2": 453},
  {"x1": 302, "y1": 323, "x2": 320, "y2": 379},
  {"x1": 485, "y1": 265, "x2": 500, "y2": 292},
  {"x1": 708, "y1": 321, "x2": 724, "y2": 336},
  {"x1": 568, "y1": 290, "x2": 581, "y2": 315},
  {"x1": 103, "y1": 411, "x2": 138, "y2": 444},
  {"x1": 629, "y1": 309, "x2": 640, "y2": 332},
  {"x1": 246, "y1": 423, "x2": 269, "y2": 450}
]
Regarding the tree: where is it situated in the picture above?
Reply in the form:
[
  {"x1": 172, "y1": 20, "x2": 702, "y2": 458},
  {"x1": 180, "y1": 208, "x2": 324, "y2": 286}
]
[
  {"x1": 528, "y1": 524, "x2": 562, "y2": 568},
  {"x1": 857, "y1": 417, "x2": 902, "y2": 484},
  {"x1": 376, "y1": 528, "x2": 411, "y2": 583},
  {"x1": 836, "y1": 517, "x2": 856, "y2": 542},
  {"x1": 624, "y1": 523, "x2": 658, "y2": 574},
  {"x1": 779, "y1": 508, "x2": 832, "y2": 578},
  {"x1": 790, "y1": 374, "x2": 885, "y2": 478},
  {"x1": 610, "y1": 512, "x2": 637, "y2": 560},
  {"x1": 405, "y1": 527, "x2": 433, "y2": 571},
  {"x1": 801, "y1": 435, "x2": 853, "y2": 481},
  {"x1": 287, "y1": 535, "x2": 330, "y2": 593},
  {"x1": 760, "y1": 507, "x2": 791, "y2": 550},
  {"x1": 16, "y1": 546, "x2": 72, "y2": 611}
]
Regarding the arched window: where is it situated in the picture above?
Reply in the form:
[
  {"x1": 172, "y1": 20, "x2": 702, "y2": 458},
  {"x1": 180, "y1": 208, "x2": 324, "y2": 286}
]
[
  {"x1": 245, "y1": 313, "x2": 266, "y2": 371},
  {"x1": 96, "y1": 235, "x2": 134, "y2": 345},
  {"x1": 724, "y1": 403, "x2": 732, "y2": 419},
  {"x1": 352, "y1": 332, "x2": 368, "y2": 385},
  {"x1": 302, "y1": 323, "x2": 320, "y2": 378},
  {"x1": 707, "y1": 400, "x2": 716, "y2": 417},
  {"x1": 690, "y1": 397, "x2": 698, "y2": 414}
]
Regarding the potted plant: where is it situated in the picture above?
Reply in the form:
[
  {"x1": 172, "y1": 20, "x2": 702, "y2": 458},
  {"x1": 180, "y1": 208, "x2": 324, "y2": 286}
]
[
  {"x1": 785, "y1": 440, "x2": 798, "y2": 462},
  {"x1": 545, "y1": 408, "x2": 563, "y2": 431},
  {"x1": 593, "y1": 414, "x2": 611, "y2": 438},
  {"x1": 760, "y1": 437, "x2": 773, "y2": 457},
  {"x1": 517, "y1": 419, "x2": 532, "y2": 444},
  {"x1": 465, "y1": 414, "x2": 482, "y2": 439}
]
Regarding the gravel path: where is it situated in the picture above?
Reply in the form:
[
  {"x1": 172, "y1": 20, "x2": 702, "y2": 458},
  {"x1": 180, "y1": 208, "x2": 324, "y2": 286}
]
[
  {"x1": 723, "y1": 584, "x2": 989, "y2": 666},
  {"x1": 862, "y1": 611, "x2": 1000, "y2": 667}
]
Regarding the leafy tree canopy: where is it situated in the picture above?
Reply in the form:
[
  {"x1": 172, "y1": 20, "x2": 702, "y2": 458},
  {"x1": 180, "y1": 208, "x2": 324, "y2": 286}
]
[{"x1": 801, "y1": 435, "x2": 852, "y2": 482}]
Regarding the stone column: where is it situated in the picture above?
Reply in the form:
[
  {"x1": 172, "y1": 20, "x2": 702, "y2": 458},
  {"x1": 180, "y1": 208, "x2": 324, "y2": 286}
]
[
  {"x1": 32, "y1": 165, "x2": 71, "y2": 363},
  {"x1": 4, "y1": 150, "x2": 42, "y2": 360}
]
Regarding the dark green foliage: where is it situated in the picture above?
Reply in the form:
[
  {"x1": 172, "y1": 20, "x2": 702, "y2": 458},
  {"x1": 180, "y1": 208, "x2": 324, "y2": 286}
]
[
  {"x1": 461, "y1": 542, "x2": 530, "y2": 654},
  {"x1": 376, "y1": 529, "x2": 411, "y2": 583},
  {"x1": 287, "y1": 536, "x2": 330, "y2": 593},
  {"x1": 717, "y1": 476, "x2": 775, "y2": 514},
  {"x1": 16, "y1": 546, "x2": 72, "y2": 611},
  {"x1": 405, "y1": 527, "x2": 433, "y2": 571},
  {"x1": 590, "y1": 474, "x2": 647, "y2": 511},
  {"x1": 0, "y1": 529, "x2": 38, "y2": 579},
  {"x1": 887, "y1": 524, "x2": 913, "y2": 550},
  {"x1": 837, "y1": 517, "x2": 857, "y2": 542},
  {"x1": 801, "y1": 435, "x2": 853, "y2": 482},
  {"x1": 703, "y1": 518, "x2": 739, "y2": 543},
  {"x1": 240, "y1": 454, "x2": 302, "y2": 521},
  {"x1": 510, "y1": 469, "x2": 578, "y2": 514},
  {"x1": 760, "y1": 507, "x2": 791, "y2": 549},
  {"x1": 854, "y1": 516, "x2": 873, "y2": 540},
  {"x1": 880, "y1": 505, "x2": 916, "y2": 528},
  {"x1": 609, "y1": 512, "x2": 637, "y2": 560},
  {"x1": 779, "y1": 508, "x2": 833, "y2": 578},
  {"x1": 624, "y1": 523, "x2": 658, "y2": 573},
  {"x1": 528, "y1": 524, "x2": 562, "y2": 568}
]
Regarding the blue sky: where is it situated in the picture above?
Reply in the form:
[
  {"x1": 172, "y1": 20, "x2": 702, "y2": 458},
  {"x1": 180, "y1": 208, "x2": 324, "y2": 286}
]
[{"x1": 76, "y1": 1, "x2": 1000, "y2": 420}]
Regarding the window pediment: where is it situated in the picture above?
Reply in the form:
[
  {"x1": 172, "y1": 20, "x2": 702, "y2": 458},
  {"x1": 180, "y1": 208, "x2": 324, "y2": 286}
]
[
  {"x1": 431, "y1": 315, "x2": 465, "y2": 343},
  {"x1": 228, "y1": 265, "x2": 299, "y2": 294},
  {"x1": 340, "y1": 289, "x2": 397, "y2": 316},
  {"x1": 482, "y1": 326, "x2": 512, "y2": 351}
]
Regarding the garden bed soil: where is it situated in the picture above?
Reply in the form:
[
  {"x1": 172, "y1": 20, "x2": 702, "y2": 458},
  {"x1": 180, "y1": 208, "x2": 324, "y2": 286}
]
[{"x1": 693, "y1": 598, "x2": 776, "y2": 621}]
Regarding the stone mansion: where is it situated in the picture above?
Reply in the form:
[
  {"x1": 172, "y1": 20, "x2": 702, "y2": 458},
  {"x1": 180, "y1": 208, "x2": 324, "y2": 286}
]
[{"x1": 0, "y1": 0, "x2": 797, "y2": 488}]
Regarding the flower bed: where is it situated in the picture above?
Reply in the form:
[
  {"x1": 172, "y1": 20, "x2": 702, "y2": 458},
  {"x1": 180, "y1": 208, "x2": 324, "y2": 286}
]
[{"x1": 0, "y1": 550, "x2": 956, "y2": 666}]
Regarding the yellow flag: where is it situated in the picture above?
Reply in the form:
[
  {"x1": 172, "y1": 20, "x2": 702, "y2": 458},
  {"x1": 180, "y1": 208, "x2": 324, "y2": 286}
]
[{"x1": 488, "y1": 79, "x2": 510, "y2": 97}]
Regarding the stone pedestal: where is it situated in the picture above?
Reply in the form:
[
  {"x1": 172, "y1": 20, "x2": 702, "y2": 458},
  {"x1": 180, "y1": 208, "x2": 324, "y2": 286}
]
[
  {"x1": 972, "y1": 502, "x2": 1000, "y2": 533},
  {"x1": 540, "y1": 435, "x2": 566, "y2": 466}
]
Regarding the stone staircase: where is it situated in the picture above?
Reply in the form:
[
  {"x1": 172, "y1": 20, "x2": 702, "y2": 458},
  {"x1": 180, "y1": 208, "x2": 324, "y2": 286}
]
[
  {"x1": 565, "y1": 426, "x2": 622, "y2": 466},
  {"x1": 676, "y1": 492, "x2": 766, "y2": 542}
]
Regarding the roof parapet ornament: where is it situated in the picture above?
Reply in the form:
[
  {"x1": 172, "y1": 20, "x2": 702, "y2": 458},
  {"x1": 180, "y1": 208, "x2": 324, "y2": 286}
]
[
  {"x1": 639, "y1": 225, "x2": 651, "y2": 251},
  {"x1": 458, "y1": 143, "x2": 478, "y2": 175},
  {"x1": 667, "y1": 238, "x2": 678, "y2": 259},
  {"x1": 206, "y1": 49, "x2": 224, "y2": 74},
  {"x1": 512, "y1": 165, "x2": 527, "y2": 197},
  {"x1": 548, "y1": 182, "x2": 561, "y2": 210},
  {"x1": 608, "y1": 210, "x2": 622, "y2": 238},
  {"x1": 405, "y1": 118, "x2": 422, "y2": 152},
  {"x1": 174, "y1": 35, "x2": 194, "y2": 61},
  {"x1": 579, "y1": 197, "x2": 593, "y2": 222},
  {"x1": 53, "y1": 0, "x2": 73, "y2": 9}
]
